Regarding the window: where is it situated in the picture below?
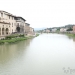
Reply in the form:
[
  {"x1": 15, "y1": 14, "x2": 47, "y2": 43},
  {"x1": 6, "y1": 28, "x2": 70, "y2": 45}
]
[
  {"x1": 6, "y1": 28, "x2": 9, "y2": 34},
  {"x1": 17, "y1": 23, "x2": 19, "y2": 26},
  {"x1": 9, "y1": 16, "x2": 10, "y2": 19},
  {"x1": 0, "y1": 28, "x2": 1, "y2": 35},
  {"x1": 1, "y1": 13, "x2": 3, "y2": 17},
  {"x1": 2, "y1": 28, "x2": 4, "y2": 35},
  {"x1": 12, "y1": 29, "x2": 13, "y2": 32},
  {"x1": 12, "y1": 17, "x2": 13, "y2": 20},
  {"x1": 12, "y1": 23, "x2": 13, "y2": 27},
  {"x1": 9, "y1": 22, "x2": 11, "y2": 25}
]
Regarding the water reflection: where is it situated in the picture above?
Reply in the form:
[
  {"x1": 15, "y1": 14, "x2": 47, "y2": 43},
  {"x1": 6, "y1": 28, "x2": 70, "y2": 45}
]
[
  {"x1": 0, "y1": 34, "x2": 75, "y2": 75},
  {"x1": 73, "y1": 38, "x2": 75, "y2": 42},
  {"x1": 0, "y1": 39, "x2": 32, "y2": 65}
]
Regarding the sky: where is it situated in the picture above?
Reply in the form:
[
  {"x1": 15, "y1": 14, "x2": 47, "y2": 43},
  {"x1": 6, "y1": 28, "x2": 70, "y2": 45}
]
[{"x1": 0, "y1": 0, "x2": 75, "y2": 28}]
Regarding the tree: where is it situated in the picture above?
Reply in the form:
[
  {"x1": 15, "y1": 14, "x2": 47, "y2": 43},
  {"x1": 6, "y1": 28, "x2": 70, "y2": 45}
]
[{"x1": 67, "y1": 28, "x2": 73, "y2": 31}]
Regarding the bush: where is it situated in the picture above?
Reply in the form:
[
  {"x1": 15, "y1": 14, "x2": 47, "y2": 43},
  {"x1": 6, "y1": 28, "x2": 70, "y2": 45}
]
[
  {"x1": 0, "y1": 41, "x2": 4, "y2": 44},
  {"x1": 5, "y1": 34, "x2": 25, "y2": 40},
  {"x1": 5, "y1": 36, "x2": 15, "y2": 39},
  {"x1": 19, "y1": 34, "x2": 24, "y2": 37},
  {"x1": 0, "y1": 35, "x2": 34, "y2": 45},
  {"x1": 5, "y1": 34, "x2": 19, "y2": 39},
  {"x1": 36, "y1": 34, "x2": 39, "y2": 37},
  {"x1": 67, "y1": 28, "x2": 73, "y2": 31}
]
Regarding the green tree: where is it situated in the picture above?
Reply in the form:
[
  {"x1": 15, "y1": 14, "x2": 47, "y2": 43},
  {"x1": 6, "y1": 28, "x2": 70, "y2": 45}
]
[{"x1": 67, "y1": 28, "x2": 73, "y2": 31}]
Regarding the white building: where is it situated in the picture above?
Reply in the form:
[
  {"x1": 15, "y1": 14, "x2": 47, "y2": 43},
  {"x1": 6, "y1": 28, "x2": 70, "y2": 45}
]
[
  {"x1": 0, "y1": 10, "x2": 26, "y2": 37},
  {"x1": 45, "y1": 29, "x2": 50, "y2": 33},
  {"x1": 60, "y1": 28, "x2": 67, "y2": 32},
  {"x1": 52, "y1": 28, "x2": 57, "y2": 32}
]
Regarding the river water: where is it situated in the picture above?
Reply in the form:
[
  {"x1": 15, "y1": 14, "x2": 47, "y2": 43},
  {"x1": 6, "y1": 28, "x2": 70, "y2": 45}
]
[{"x1": 0, "y1": 33, "x2": 75, "y2": 75}]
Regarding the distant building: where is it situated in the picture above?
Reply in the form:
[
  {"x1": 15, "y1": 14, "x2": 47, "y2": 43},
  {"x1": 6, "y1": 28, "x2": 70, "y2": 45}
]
[
  {"x1": 73, "y1": 25, "x2": 75, "y2": 32},
  {"x1": 42, "y1": 29, "x2": 46, "y2": 33},
  {"x1": 27, "y1": 27, "x2": 35, "y2": 36},
  {"x1": 52, "y1": 28, "x2": 57, "y2": 32},
  {"x1": 25, "y1": 23, "x2": 35, "y2": 36},
  {"x1": 60, "y1": 28, "x2": 67, "y2": 32},
  {"x1": 45, "y1": 29, "x2": 50, "y2": 33},
  {"x1": 25, "y1": 23, "x2": 30, "y2": 35}
]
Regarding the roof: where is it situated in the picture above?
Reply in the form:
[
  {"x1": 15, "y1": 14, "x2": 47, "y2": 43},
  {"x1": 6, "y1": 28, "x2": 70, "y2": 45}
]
[
  {"x1": 0, "y1": 10, "x2": 15, "y2": 17},
  {"x1": 0, "y1": 10, "x2": 26, "y2": 21},
  {"x1": 16, "y1": 16, "x2": 26, "y2": 21},
  {"x1": 25, "y1": 23, "x2": 30, "y2": 26}
]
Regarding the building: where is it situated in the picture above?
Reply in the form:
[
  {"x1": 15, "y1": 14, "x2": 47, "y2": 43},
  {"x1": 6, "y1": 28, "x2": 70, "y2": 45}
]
[
  {"x1": 51, "y1": 28, "x2": 57, "y2": 32},
  {"x1": 0, "y1": 10, "x2": 26, "y2": 37},
  {"x1": 0, "y1": 11, "x2": 16, "y2": 36},
  {"x1": 25, "y1": 23, "x2": 35, "y2": 36},
  {"x1": 14, "y1": 17, "x2": 26, "y2": 34},
  {"x1": 29, "y1": 27, "x2": 34, "y2": 34},
  {"x1": 27, "y1": 27, "x2": 35, "y2": 36},
  {"x1": 73, "y1": 25, "x2": 75, "y2": 32},
  {"x1": 45, "y1": 28, "x2": 50, "y2": 33},
  {"x1": 25, "y1": 23, "x2": 30, "y2": 35},
  {"x1": 60, "y1": 28, "x2": 67, "y2": 32}
]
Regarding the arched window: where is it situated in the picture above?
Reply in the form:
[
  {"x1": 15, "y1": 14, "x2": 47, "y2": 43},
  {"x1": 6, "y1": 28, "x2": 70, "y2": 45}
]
[
  {"x1": 1, "y1": 13, "x2": 3, "y2": 17},
  {"x1": 6, "y1": 28, "x2": 9, "y2": 34},
  {"x1": 0, "y1": 28, "x2": 1, "y2": 35},
  {"x1": 16, "y1": 27, "x2": 20, "y2": 32},
  {"x1": 2, "y1": 28, "x2": 4, "y2": 35}
]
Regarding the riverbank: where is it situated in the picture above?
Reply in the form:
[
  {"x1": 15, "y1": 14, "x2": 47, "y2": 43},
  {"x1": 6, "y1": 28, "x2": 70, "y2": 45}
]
[
  {"x1": 66, "y1": 33, "x2": 75, "y2": 38},
  {"x1": 51, "y1": 32, "x2": 75, "y2": 38},
  {"x1": 0, "y1": 34, "x2": 40, "y2": 45},
  {"x1": 56, "y1": 31, "x2": 75, "y2": 38},
  {"x1": 0, "y1": 37, "x2": 31, "y2": 44}
]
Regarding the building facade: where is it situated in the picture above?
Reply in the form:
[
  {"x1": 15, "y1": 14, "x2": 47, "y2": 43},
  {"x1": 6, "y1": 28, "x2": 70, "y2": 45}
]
[
  {"x1": 51, "y1": 28, "x2": 57, "y2": 32},
  {"x1": 27, "y1": 27, "x2": 35, "y2": 36},
  {"x1": 25, "y1": 23, "x2": 35, "y2": 36},
  {"x1": 45, "y1": 29, "x2": 50, "y2": 33},
  {"x1": 25, "y1": 23, "x2": 30, "y2": 35},
  {"x1": 60, "y1": 28, "x2": 67, "y2": 32},
  {"x1": 14, "y1": 17, "x2": 26, "y2": 34},
  {"x1": 0, "y1": 10, "x2": 26, "y2": 37},
  {"x1": 73, "y1": 25, "x2": 75, "y2": 32}
]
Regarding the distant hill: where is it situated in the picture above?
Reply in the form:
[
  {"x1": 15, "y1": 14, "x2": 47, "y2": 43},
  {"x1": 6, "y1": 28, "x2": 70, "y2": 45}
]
[
  {"x1": 65, "y1": 24, "x2": 74, "y2": 28},
  {"x1": 34, "y1": 28, "x2": 46, "y2": 31}
]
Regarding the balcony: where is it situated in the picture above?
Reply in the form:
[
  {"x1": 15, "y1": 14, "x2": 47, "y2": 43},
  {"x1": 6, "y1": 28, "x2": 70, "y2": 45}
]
[{"x1": 0, "y1": 17, "x2": 10, "y2": 24}]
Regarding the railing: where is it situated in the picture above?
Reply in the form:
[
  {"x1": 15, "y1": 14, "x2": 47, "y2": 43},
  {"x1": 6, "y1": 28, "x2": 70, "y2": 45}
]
[{"x1": 0, "y1": 17, "x2": 9, "y2": 24}]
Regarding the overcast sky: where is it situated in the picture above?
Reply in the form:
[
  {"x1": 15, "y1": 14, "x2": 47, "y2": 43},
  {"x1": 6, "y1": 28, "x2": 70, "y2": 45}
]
[{"x1": 0, "y1": 0, "x2": 75, "y2": 28}]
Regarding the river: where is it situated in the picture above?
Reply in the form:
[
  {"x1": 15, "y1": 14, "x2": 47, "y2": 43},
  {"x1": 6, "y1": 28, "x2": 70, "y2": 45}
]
[{"x1": 0, "y1": 33, "x2": 75, "y2": 75}]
